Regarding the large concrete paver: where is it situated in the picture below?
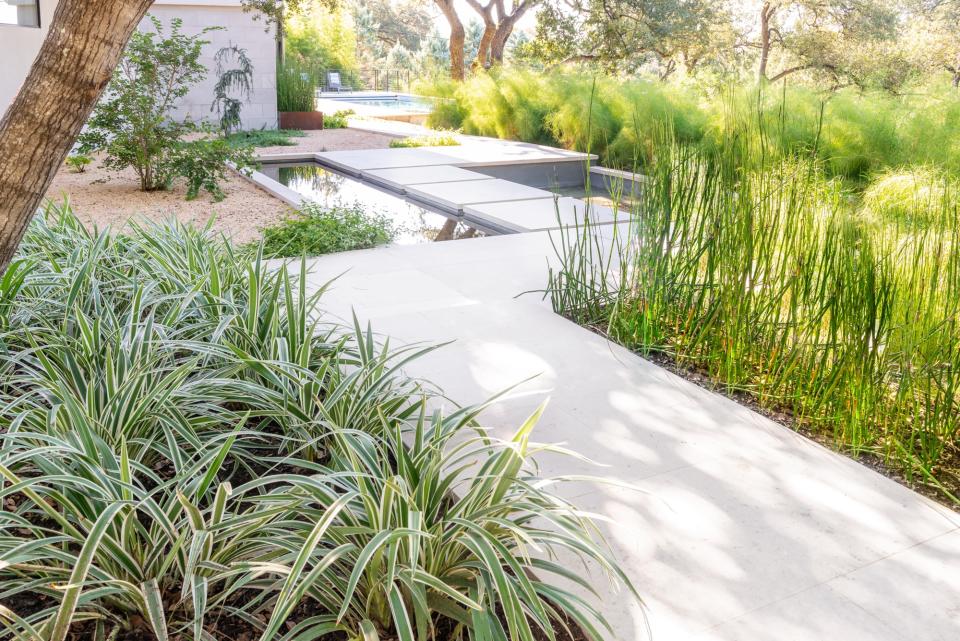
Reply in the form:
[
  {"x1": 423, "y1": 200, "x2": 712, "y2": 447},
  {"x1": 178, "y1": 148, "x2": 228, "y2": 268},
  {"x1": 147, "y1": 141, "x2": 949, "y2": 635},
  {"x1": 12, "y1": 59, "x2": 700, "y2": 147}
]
[
  {"x1": 316, "y1": 142, "x2": 592, "y2": 177},
  {"x1": 424, "y1": 141, "x2": 593, "y2": 165},
  {"x1": 298, "y1": 225, "x2": 960, "y2": 641},
  {"x1": 405, "y1": 179, "x2": 553, "y2": 210},
  {"x1": 464, "y1": 196, "x2": 619, "y2": 232},
  {"x1": 315, "y1": 148, "x2": 456, "y2": 174},
  {"x1": 362, "y1": 165, "x2": 490, "y2": 191}
]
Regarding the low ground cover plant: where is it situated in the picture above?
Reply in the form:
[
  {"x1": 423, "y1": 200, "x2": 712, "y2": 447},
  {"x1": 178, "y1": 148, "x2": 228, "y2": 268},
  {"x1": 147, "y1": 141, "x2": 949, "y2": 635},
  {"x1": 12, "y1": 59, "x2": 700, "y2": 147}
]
[
  {"x1": 258, "y1": 201, "x2": 395, "y2": 257},
  {"x1": 548, "y1": 115, "x2": 960, "y2": 503},
  {"x1": 322, "y1": 109, "x2": 354, "y2": 129},
  {"x1": 389, "y1": 132, "x2": 461, "y2": 148},
  {"x1": 226, "y1": 128, "x2": 307, "y2": 148},
  {"x1": 0, "y1": 204, "x2": 635, "y2": 639},
  {"x1": 63, "y1": 154, "x2": 92, "y2": 173}
]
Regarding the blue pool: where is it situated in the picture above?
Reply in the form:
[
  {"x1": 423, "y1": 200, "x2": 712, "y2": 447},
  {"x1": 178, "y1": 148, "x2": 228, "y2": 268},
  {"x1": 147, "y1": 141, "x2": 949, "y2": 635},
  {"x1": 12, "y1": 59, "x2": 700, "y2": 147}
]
[{"x1": 318, "y1": 93, "x2": 434, "y2": 115}]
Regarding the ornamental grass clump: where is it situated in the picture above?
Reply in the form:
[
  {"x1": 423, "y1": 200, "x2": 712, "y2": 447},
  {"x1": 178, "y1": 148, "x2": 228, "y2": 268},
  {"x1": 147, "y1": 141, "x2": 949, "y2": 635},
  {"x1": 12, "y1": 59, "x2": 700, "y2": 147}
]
[
  {"x1": 0, "y1": 203, "x2": 638, "y2": 640},
  {"x1": 549, "y1": 107, "x2": 960, "y2": 503}
]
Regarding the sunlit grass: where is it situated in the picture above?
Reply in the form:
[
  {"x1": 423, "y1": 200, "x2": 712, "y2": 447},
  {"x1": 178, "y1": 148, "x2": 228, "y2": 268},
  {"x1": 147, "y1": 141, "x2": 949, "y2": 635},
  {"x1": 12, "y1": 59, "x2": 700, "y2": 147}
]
[
  {"x1": 548, "y1": 111, "x2": 960, "y2": 503},
  {"x1": 421, "y1": 70, "x2": 960, "y2": 183}
]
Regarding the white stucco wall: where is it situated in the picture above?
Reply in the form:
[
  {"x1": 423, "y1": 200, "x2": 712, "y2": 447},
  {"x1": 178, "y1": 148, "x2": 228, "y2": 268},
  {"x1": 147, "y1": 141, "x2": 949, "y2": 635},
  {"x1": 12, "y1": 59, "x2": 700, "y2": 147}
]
[
  {"x1": 145, "y1": 1, "x2": 278, "y2": 130},
  {"x1": 0, "y1": 0, "x2": 278, "y2": 130},
  {"x1": 0, "y1": 0, "x2": 55, "y2": 112}
]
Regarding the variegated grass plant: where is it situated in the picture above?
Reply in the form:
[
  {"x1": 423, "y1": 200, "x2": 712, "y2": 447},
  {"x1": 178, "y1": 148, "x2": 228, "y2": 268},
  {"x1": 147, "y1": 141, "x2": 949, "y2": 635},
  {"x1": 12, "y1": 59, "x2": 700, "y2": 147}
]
[{"x1": 0, "y1": 204, "x2": 638, "y2": 641}]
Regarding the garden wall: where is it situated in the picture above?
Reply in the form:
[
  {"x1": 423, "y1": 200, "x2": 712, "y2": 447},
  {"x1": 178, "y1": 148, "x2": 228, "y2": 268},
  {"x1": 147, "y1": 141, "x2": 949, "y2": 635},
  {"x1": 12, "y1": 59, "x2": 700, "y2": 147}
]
[
  {"x1": 0, "y1": 0, "x2": 279, "y2": 130},
  {"x1": 144, "y1": 1, "x2": 279, "y2": 130},
  {"x1": 0, "y1": 0, "x2": 56, "y2": 114}
]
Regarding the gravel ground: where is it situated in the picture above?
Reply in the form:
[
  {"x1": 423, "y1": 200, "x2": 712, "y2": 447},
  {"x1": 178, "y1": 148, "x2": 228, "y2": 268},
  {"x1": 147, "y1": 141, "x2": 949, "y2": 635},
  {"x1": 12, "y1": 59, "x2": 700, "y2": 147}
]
[
  {"x1": 256, "y1": 127, "x2": 400, "y2": 155},
  {"x1": 44, "y1": 129, "x2": 397, "y2": 243}
]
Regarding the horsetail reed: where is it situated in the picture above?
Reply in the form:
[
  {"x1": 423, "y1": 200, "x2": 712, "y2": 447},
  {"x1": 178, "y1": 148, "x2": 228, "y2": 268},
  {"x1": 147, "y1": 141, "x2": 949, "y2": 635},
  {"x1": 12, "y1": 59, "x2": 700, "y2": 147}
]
[{"x1": 549, "y1": 102, "x2": 960, "y2": 503}]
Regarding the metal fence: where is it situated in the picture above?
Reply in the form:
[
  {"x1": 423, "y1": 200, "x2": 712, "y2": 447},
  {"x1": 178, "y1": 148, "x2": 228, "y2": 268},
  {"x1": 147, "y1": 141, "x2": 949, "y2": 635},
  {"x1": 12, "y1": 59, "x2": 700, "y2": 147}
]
[{"x1": 288, "y1": 65, "x2": 417, "y2": 94}]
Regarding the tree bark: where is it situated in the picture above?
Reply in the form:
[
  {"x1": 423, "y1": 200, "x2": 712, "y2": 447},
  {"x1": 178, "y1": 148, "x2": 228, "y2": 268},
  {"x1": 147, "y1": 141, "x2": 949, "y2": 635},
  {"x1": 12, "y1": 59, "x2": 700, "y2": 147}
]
[
  {"x1": 471, "y1": 4, "x2": 496, "y2": 70},
  {"x1": 489, "y1": 21, "x2": 513, "y2": 64},
  {"x1": 0, "y1": 0, "x2": 154, "y2": 273},
  {"x1": 434, "y1": 0, "x2": 466, "y2": 80},
  {"x1": 489, "y1": 1, "x2": 532, "y2": 64},
  {"x1": 757, "y1": 2, "x2": 773, "y2": 82}
]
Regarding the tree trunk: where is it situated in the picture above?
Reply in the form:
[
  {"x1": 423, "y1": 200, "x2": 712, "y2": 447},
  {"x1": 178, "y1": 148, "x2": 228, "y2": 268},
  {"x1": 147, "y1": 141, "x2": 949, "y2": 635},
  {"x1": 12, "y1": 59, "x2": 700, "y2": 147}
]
[
  {"x1": 466, "y1": 0, "x2": 495, "y2": 70},
  {"x1": 757, "y1": 2, "x2": 772, "y2": 83},
  {"x1": 435, "y1": 218, "x2": 458, "y2": 241},
  {"x1": 434, "y1": 0, "x2": 466, "y2": 81},
  {"x1": 489, "y1": 3, "x2": 531, "y2": 64},
  {"x1": 0, "y1": 0, "x2": 153, "y2": 273},
  {"x1": 474, "y1": 19, "x2": 495, "y2": 70},
  {"x1": 489, "y1": 18, "x2": 514, "y2": 64}
]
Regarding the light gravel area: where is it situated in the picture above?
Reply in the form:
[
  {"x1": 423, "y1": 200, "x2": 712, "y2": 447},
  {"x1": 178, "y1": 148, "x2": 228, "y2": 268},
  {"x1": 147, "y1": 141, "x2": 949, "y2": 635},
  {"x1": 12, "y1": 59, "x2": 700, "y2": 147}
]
[
  {"x1": 256, "y1": 127, "x2": 400, "y2": 155},
  {"x1": 44, "y1": 129, "x2": 397, "y2": 243},
  {"x1": 46, "y1": 160, "x2": 291, "y2": 245}
]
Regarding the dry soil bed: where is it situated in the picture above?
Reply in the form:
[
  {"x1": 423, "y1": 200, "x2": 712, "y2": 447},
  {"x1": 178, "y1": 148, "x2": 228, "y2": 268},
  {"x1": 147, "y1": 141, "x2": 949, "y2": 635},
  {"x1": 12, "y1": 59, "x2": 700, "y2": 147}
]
[{"x1": 44, "y1": 128, "x2": 397, "y2": 243}]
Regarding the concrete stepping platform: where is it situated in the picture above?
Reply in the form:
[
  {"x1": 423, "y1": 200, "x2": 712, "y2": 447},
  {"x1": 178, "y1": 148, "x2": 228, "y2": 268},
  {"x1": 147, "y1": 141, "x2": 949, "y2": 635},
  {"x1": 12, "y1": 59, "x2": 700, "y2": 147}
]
[
  {"x1": 424, "y1": 141, "x2": 594, "y2": 166},
  {"x1": 464, "y1": 196, "x2": 620, "y2": 232},
  {"x1": 315, "y1": 148, "x2": 456, "y2": 175},
  {"x1": 362, "y1": 165, "x2": 491, "y2": 191},
  {"x1": 315, "y1": 144, "x2": 594, "y2": 179},
  {"x1": 405, "y1": 179, "x2": 555, "y2": 211},
  {"x1": 296, "y1": 230, "x2": 960, "y2": 641}
]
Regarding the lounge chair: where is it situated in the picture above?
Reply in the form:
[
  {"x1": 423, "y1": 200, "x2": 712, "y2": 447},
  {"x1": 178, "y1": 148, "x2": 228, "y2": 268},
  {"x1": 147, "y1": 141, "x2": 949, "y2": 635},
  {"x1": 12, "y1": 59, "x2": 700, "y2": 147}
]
[{"x1": 326, "y1": 71, "x2": 352, "y2": 92}]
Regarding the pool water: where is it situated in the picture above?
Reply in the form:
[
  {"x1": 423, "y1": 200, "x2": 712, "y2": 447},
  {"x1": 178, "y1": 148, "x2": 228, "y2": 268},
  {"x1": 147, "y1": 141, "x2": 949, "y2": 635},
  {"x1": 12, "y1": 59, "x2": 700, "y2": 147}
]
[
  {"x1": 325, "y1": 97, "x2": 433, "y2": 113},
  {"x1": 260, "y1": 162, "x2": 488, "y2": 244}
]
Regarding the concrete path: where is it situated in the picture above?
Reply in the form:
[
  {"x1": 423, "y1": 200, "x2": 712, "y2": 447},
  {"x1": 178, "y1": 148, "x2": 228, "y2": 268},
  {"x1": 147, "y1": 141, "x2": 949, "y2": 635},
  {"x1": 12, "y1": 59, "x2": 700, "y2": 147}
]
[{"x1": 299, "y1": 230, "x2": 960, "y2": 641}]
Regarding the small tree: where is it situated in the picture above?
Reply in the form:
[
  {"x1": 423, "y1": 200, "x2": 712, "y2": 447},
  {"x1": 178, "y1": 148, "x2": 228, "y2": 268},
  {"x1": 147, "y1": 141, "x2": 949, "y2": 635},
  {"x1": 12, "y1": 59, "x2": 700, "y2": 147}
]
[
  {"x1": 212, "y1": 44, "x2": 254, "y2": 136},
  {"x1": 78, "y1": 16, "x2": 256, "y2": 200}
]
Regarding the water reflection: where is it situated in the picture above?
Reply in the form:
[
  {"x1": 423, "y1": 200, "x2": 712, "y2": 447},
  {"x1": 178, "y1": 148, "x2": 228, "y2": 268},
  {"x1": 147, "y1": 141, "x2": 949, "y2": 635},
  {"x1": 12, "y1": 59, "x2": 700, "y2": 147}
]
[
  {"x1": 552, "y1": 173, "x2": 643, "y2": 210},
  {"x1": 262, "y1": 162, "x2": 485, "y2": 245}
]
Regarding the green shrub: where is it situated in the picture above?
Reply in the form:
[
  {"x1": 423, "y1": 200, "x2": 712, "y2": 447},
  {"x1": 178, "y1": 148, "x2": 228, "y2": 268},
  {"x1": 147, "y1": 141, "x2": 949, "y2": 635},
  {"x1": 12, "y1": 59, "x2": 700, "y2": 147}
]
[
  {"x1": 0, "y1": 203, "x2": 639, "y2": 640},
  {"x1": 171, "y1": 136, "x2": 257, "y2": 201},
  {"x1": 259, "y1": 201, "x2": 394, "y2": 257},
  {"x1": 64, "y1": 153, "x2": 92, "y2": 173},
  {"x1": 77, "y1": 17, "x2": 255, "y2": 199},
  {"x1": 322, "y1": 108, "x2": 353, "y2": 129},
  {"x1": 388, "y1": 131, "x2": 460, "y2": 147},
  {"x1": 418, "y1": 77, "x2": 468, "y2": 130},
  {"x1": 861, "y1": 168, "x2": 954, "y2": 228},
  {"x1": 421, "y1": 72, "x2": 960, "y2": 181},
  {"x1": 420, "y1": 71, "x2": 704, "y2": 168},
  {"x1": 211, "y1": 44, "x2": 254, "y2": 136},
  {"x1": 225, "y1": 128, "x2": 306, "y2": 147}
]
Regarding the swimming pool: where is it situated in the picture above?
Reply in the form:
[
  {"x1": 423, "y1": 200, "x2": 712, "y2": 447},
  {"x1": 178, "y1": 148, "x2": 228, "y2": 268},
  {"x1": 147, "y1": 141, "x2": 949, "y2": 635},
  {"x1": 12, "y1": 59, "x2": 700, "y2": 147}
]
[
  {"x1": 317, "y1": 93, "x2": 434, "y2": 115},
  {"x1": 258, "y1": 161, "x2": 490, "y2": 244}
]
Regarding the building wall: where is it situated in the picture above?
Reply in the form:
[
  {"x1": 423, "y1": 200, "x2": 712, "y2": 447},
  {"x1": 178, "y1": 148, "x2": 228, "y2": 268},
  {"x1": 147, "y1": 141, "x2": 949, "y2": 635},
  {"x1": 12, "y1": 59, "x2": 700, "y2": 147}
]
[
  {"x1": 0, "y1": 0, "x2": 56, "y2": 113},
  {"x1": 0, "y1": 0, "x2": 278, "y2": 130},
  {"x1": 145, "y1": 1, "x2": 279, "y2": 130}
]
